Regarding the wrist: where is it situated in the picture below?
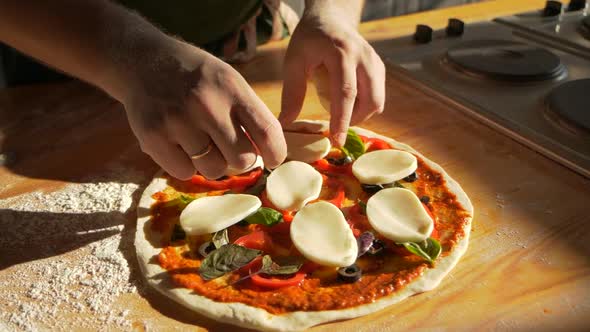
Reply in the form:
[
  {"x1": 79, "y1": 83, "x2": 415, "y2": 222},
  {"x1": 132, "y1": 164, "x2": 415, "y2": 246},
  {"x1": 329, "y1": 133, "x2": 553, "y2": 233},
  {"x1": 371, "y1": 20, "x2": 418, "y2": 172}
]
[
  {"x1": 97, "y1": 6, "x2": 202, "y2": 105},
  {"x1": 106, "y1": 35, "x2": 205, "y2": 107},
  {"x1": 303, "y1": 0, "x2": 362, "y2": 25}
]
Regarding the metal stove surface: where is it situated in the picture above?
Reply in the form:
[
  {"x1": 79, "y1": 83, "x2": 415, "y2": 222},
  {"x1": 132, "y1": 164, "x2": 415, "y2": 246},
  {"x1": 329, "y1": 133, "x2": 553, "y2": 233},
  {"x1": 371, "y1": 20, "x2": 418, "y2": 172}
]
[
  {"x1": 383, "y1": 21, "x2": 590, "y2": 177},
  {"x1": 495, "y1": 1, "x2": 590, "y2": 59}
]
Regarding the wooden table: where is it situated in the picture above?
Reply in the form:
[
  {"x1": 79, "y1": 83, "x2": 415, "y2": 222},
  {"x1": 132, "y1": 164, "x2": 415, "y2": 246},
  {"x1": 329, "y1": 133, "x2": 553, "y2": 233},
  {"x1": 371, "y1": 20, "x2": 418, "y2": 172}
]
[{"x1": 2, "y1": 0, "x2": 590, "y2": 330}]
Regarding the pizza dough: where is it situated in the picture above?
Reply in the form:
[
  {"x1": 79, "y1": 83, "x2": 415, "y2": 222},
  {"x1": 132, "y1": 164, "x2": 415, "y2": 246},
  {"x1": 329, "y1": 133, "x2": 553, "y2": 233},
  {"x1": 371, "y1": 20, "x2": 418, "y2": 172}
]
[{"x1": 135, "y1": 120, "x2": 473, "y2": 332}]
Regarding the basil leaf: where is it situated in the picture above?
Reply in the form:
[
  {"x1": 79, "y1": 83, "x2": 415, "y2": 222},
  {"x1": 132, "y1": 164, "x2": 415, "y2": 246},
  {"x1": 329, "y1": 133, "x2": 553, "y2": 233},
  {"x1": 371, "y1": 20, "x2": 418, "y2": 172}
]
[
  {"x1": 212, "y1": 229, "x2": 229, "y2": 249},
  {"x1": 393, "y1": 181, "x2": 405, "y2": 189},
  {"x1": 244, "y1": 207, "x2": 283, "y2": 227},
  {"x1": 170, "y1": 224, "x2": 186, "y2": 242},
  {"x1": 400, "y1": 238, "x2": 442, "y2": 264},
  {"x1": 259, "y1": 255, "x2": 303, "y2": 275},
  {"x1": 424, "y1": 238, "x2": 442, "y2": 261},
  {"x1": 243, "y1": 171, "x2": 268, "y2": 196},
  {"x1": 199, "y1": 244, "x2": 261, "y2": 280},
  {"x1": 358, "y1": 201, "x2": 367, "y2": 215},
  {"x1": 341, "y1": 129, "x2": 365, "y2": 160}
]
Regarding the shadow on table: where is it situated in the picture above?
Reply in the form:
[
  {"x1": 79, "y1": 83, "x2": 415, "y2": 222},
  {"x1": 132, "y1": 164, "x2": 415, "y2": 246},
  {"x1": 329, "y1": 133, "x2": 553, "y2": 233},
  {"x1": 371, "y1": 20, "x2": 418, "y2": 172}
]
[
  {"x1": 0, "y1": 81, "x2": 157, "y2": 187},
  {"x1": 0, "y1": 209, "x2": 126, "y2": 270}
]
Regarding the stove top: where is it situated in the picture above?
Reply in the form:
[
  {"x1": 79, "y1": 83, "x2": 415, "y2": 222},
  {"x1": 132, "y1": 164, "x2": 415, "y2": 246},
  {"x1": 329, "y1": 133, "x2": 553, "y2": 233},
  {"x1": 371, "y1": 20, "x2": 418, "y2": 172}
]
[
  {"x1": 546, "y1": 78, "x2": 590, "y2": 134},
  {"x1": 383, "y1": 14, "x2": 590, "y2": 178},
  {"x1": 495, "y1": 0, "x2": 590, "y2": 59},
  {"x1": 445, "y1": 39, "x2": 566, "y2": 81}
]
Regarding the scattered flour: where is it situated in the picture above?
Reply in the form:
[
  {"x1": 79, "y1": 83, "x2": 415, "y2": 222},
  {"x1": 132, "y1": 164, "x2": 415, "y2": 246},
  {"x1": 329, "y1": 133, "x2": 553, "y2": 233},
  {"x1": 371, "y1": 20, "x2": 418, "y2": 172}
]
[{"x1": 0, "y1": 155, "x2": 151, "y2": 331}]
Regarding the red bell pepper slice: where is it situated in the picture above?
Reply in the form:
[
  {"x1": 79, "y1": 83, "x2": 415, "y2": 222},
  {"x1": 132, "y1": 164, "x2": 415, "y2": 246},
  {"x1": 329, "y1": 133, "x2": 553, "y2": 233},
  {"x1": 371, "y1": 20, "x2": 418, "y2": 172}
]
[
  {"x1": 251, "y1": 272, "x2": 305, "y2": 289},
  {"x1": 244, "y1": 257, "x2": 306, "y2": 289},
  {"x1": 312, "y1": 159, "x2": 353, "y2": 176},
  {"x1": 237, "y1": 256, "x2": 306, "y2": 289},
  {"x1": 365, "y1": 137, "x2": 392, "y2": 151},
  {"x1": 234, "y1": 230, "x2": 275, "y2": 253},
  {"x1": 326, "y1": 179, "x2": 346, "y2": 208},
  {"x1": 282, "y1": 211, "x2": 294, "y2": 222},
  {"x1": 191, "y1": 168, "x2": 263, "y2": 190}
]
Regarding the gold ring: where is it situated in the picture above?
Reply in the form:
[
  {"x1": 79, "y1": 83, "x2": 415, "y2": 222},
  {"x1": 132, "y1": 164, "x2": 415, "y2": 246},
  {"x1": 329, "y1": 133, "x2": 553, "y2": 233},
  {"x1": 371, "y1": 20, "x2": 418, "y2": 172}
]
[{"x1": 190, "y1": 141, "x2": 213, "y2": 160}]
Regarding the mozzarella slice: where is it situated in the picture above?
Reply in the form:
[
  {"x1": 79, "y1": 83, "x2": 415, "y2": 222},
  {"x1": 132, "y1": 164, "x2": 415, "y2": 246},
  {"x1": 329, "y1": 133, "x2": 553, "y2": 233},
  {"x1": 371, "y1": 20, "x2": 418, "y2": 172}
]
[
  {"x1": 290, "y1": 201, "x2": 358, "y2": 267},
  {"x1": 352, "y1": 149, "x2": 417, "y2": 185},
  {"x1": 284, "y1": 132, "x2": 331, "y2": 163},
  {"x1": 366, "y1": 188, "x2": 433, "y2": 243},
  {"x1": 225, "y1": 155, "x2": 264, "y2": 176},
  {"x1": 266, "y1": 161, "x2": 323, "y2": 211},
  {"x1": 284, "y1": 121, "x2": 329, "y2": 133},
  {"x1": 179, "y1": 194, "x2": 261, "y2": 236}
]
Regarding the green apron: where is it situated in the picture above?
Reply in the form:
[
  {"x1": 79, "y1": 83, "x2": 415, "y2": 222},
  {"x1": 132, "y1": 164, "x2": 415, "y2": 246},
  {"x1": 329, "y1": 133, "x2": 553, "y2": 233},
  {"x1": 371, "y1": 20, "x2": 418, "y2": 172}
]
[
  {"x1": 118, "y1": 0, "x2": 267, "y2": 53},
  {"x1": 1, "y1": 0, "x2": 277, "y2": 86}
]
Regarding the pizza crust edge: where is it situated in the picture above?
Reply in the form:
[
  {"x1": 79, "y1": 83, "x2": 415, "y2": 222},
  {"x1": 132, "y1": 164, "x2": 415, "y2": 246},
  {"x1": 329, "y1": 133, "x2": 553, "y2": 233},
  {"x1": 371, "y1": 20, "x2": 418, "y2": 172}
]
[{"x1": 134, "y1": 120, "x2": 474, "y2": 332}]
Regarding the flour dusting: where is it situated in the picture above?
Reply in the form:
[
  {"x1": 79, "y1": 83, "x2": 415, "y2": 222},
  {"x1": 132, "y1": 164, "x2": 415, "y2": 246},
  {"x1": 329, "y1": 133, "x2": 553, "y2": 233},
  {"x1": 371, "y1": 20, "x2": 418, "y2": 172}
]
[{"x1": 0, "y1": 155, "x2": 151, "y2": 331}]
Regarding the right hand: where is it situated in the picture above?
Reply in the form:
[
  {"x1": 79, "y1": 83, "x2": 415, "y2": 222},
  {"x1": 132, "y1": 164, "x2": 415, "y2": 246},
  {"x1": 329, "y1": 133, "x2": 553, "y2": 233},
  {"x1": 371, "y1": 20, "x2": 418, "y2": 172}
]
[{"x1": 121, "y1": 40, "x2": 286, "y2": 180}]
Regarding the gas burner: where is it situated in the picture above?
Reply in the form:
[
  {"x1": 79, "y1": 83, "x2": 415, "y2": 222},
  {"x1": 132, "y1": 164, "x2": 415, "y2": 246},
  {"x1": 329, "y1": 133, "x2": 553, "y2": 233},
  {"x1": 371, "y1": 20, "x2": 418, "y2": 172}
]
[
  {"x1": 546, "y1": 79, "x2": 590, "y2": 135},
  {"x1": 444, "y1": 40, "x2": 566, "y2": 82}
]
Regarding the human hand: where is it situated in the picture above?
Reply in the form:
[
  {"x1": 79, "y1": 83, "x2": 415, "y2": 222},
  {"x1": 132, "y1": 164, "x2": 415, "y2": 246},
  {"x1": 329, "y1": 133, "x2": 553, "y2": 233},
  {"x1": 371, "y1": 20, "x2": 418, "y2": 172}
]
[
  {"x1": 122, "y1": 40, "x2": 286, "y2": 180},
  {"x1": 279, "y1": 0, "x2": 385, "y2": 147}
]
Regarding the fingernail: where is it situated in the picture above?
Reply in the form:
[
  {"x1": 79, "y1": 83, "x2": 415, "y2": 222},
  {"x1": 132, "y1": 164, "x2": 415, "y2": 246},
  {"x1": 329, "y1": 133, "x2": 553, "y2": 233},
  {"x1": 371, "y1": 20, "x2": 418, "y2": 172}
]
[{"x1": 333, "y1": 133, "x2": 347, "y2": 147}]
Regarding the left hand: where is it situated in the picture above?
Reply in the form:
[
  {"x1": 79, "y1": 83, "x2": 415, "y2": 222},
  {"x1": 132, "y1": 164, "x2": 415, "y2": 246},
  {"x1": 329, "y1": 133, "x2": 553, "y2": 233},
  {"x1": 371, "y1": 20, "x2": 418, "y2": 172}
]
[{"x1": 279, "y1": 1, "x2": 385, "y2": 147}]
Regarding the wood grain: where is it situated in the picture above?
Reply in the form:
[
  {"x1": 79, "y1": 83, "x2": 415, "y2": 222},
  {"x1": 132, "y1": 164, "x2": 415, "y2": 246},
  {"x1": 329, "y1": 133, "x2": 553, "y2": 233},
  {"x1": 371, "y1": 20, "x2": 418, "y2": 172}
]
[{"x1": 2, "y1": 0, "x2": 589, "y2": 331}]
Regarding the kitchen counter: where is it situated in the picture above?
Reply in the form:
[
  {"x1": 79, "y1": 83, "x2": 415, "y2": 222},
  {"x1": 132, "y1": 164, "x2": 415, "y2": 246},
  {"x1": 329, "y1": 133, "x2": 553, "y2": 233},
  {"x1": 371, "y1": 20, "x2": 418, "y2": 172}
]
[{"x1": 2, "y1": 0, "x2": 589, "y2": 331}]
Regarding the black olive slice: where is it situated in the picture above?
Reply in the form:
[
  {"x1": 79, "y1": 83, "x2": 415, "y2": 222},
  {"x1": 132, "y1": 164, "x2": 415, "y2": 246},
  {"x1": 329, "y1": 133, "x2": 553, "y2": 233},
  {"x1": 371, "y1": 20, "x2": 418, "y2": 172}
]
[
  {"x1": 198, "y1": 241, "x2": 216, "y2": 258},
  {"x1": 361, "y1": 183, "x2": 384, "y2": 194},
  {"x1": 338, "y1": 264, "x2": 362, "y2": 283},
  {"x1": 170, "y1": 224, "x2": 186, "y2": 242},
  {"x1": 403, "y1": 172, "x2": 418, "y2": 182},
  {"x1": 327, "y1": 155, "x2": 353, "y2": 166},
  {"x1": 367, "y1": 239, "x2": 385, "y2": 255}
]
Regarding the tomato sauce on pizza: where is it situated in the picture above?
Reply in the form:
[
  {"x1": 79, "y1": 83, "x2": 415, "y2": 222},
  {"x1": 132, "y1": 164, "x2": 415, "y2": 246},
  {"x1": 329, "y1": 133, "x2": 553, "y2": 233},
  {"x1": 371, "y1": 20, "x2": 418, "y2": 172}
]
[{"x1": 147, "y1": 131, "x2": 471, "y2": 314}]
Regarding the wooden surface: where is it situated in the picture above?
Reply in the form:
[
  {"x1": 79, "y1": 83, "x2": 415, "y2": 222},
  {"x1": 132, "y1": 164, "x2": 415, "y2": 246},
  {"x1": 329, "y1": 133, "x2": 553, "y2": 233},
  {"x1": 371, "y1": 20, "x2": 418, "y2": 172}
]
[{"x1": 2, "y1": 0, "x2": 590, "y2": 331}]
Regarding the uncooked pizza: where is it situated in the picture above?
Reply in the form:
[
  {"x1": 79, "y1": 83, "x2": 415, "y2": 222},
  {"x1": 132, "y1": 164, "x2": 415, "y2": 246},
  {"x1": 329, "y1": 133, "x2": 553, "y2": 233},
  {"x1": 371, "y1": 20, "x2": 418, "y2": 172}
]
[{"x1": 135, "y1": 120, "x2": 473, "y2": 331}]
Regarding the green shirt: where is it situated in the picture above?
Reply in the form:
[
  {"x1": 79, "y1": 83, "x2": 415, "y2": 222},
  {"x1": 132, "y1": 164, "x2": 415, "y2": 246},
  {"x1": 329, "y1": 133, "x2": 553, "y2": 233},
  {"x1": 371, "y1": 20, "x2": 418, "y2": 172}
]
[{"x1": 118, "y1": 0, "x2": 263, "y2": 46}]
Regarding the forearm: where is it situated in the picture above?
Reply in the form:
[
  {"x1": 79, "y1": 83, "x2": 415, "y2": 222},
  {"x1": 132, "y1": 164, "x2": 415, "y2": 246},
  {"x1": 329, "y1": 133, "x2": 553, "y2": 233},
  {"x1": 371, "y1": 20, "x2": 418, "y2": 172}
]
[
  {"x1": 304, "y1": 0, "x2": 365, "y2": 25},
  {"x1": 0, "y1": 0, "x2": 174, "y2": 102}
]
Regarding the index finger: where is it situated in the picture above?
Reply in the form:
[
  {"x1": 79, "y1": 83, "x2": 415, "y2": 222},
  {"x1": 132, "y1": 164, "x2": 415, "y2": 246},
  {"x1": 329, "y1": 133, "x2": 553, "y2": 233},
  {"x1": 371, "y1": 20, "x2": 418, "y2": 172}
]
[
  {"x1": 279, "y1": 52, "x2": 308, "y2": 126},
  {"x1": 235, "y1": 90, "x2": 287, "y2": 169},
  {"x1": 326, "y1": 56, "x2": 357, "y2": 147}
]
